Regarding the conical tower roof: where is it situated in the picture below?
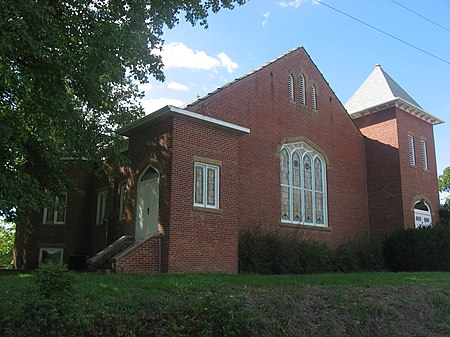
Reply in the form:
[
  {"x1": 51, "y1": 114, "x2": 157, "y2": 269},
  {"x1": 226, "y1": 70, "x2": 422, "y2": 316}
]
[{"x1": 345, "y1": 64, "x2": 443, "y2": 125}]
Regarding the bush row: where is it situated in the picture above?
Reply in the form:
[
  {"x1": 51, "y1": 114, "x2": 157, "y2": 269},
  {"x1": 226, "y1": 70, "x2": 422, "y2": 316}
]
[
  {"x1": 238, "y1": 227, "x2": 384, "y2": 274},
  {"x1": 382, "y1": 220, "x2": 450, "y2": 272},
  {"x1": 239, "y1": 219, "x2": 450, "y2": 274}
]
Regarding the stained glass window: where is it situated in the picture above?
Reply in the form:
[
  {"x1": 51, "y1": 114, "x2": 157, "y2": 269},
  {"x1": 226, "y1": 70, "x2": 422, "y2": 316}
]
[
  {"x1": 292, "y1": 151, "x2": 301, "y2": 223},
  {"x1": 207, "y1": 168, "x2": 216, "y2": 206},
  {"x1": 194, "y1": 162, "x2": 219, "y2": 209},
  {"x1": 195, "y1": 165, "x2": 204, "y2": 205},
  {"x1": 280, "y1": 148, "x2": 290, "y2": 221},
  {"x1": 280, "y1": 143, "x2": 327, "y2": 227}
]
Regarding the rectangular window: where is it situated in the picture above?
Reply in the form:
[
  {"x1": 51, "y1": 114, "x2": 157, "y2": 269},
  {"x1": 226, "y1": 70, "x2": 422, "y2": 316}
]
[
  {"x1": 119, "y1": 183, "x2": 126, "y2": 220},
  {"x1": 194, "y1": 163, "x2": 219, "y2": 209},
  {"x1": 43, "y1": 193, "x2": 67, "y2": 224},
  {"x1": 39, "y1": 247, "x2": 63, "y2": 265},
  {"x1": 421, "y1": 140, "x2": 429, "y2": 170},
  {"x1": 408, "y1": 135, "x2": 416, "y2": 167},
  {"x1": 96, "y1": 190, "x2": 107, "y2": 224}
]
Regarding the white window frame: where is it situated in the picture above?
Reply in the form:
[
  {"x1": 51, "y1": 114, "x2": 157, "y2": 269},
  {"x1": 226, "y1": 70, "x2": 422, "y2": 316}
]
[
  {"x1": 119, "y1": 183, "x2": 126, "y2": 220},
  {"x1": 194, "y1": 162, "x2": 219, "y2": 209},
  {"x1": 420, "y1": 140, "x2": 429, "y2": 171},
  {"x1": 38, "y1": 247, "x2": 64, "y2": 265},
  {"x1": 42, "y1": 193, "x2": 67, "y2": 224},
  {"x1": 408, "y1": 135, "x2": 416, "y2": 167},
  {"x1": 288, "y1": 74, "x2": 295, "y2": 101},
  {"x1": 96, "y1": 190, "x2": 108, "y2": 225},
  {"x1": 280, "y1": 142, "x2": 328, "y2": 227}
]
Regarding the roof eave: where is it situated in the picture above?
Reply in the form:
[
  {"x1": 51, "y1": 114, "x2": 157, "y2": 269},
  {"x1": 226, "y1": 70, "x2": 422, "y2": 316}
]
[
  {"x1": 117, "y1": 105, "x2": 251, "y2": 137},
  {"x1": 348, "y1": 98, "x2": 444, "y2": 126}
]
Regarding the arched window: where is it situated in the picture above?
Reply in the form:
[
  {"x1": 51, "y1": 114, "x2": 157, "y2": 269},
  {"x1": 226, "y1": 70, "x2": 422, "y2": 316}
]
[
  {"x1": 280, "y1": 148, "x2": 290, "y2": 221},
  {"x1": 414, "y1": 200, "x2": 431, "y2": 228},
  {"x1": 280, "y1": 142, "x2": 327, "y2": 226},
  {"x1": 288, "y1": 74, "x2": 294, "y2": 101},
  {"x1": 299, "y1": 74, "x2": 306, "y2": 105},
  {"x1": 310, "y1": 84, "x2": 317, "y2": 110}
]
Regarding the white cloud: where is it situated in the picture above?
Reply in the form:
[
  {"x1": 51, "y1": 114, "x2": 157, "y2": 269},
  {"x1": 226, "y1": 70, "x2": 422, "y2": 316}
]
[
  {"x1": 216, "y1": 52, "x2": 239, "y2": 73},
  {"x1": 141, "y1": 98, "x2": 187, "y2": 114},
  {"x1": 138, "y1": 82, "x2": 153, "y2": 93},
  {"x1": 159, "y1": 42, "x2": 238, "y2": 73},
  {"x1": 277, "y1": 0, "x2": 310, "y2": 8},
  {"x1": 262, "y1": 11, "x2": 270, "y2": 27},
  {"x1": 167, "y1": 81, "x2": 189, "y2": 92}
]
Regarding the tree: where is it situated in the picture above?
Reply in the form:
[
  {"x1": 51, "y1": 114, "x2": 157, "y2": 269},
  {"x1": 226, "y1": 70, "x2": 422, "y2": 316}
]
[
  {"x1": 439, "y1": 167, "x2": 450, "y2": 194},
  {"x1": 0, "y1": 221, "x2": 15, "y2": 267},
  {"x1": 0, "y1": 0, "x2": 246, "y2": 222}
]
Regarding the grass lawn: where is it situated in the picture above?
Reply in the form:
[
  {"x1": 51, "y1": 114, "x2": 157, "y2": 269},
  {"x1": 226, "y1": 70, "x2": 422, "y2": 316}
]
[{"x1": 1, "y1": 271, "x2": 449, "y2": 337}]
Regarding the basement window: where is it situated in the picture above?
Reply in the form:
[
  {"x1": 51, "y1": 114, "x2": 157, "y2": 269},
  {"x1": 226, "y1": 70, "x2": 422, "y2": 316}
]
[{"x1": 39, "y1": 247, "x2": 63, "y2": 265}]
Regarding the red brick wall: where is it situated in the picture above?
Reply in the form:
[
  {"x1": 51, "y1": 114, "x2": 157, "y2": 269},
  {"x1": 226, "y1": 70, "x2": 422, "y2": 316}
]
[
  {"x1": 114, "y1": 235, "x2": 160, "y2": 273},
  {"x1": 168, "y1": 116, "x2": 240, "y2": 272},
  {"x1": 15, "y1": 164, "x2": 97, "y2": 269},
  {"x1": 188, "y1": 47, "x2": 369, "y2": 247},
  {"x1": 396, "y1": 108, "x2": 440, "y2": 227},
  {"x1": 354, "y1": 108, "x2": 404, "y2": 242},
  {"x1": 354, "y1": 106, "x2": 440, "y2": 241},
  {"x1": 123, "y1": 118, "x2": 173, "y2": 272}
]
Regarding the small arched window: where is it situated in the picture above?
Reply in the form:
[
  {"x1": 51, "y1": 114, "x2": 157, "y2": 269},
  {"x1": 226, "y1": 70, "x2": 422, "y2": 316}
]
[
  {"x1": 299, "y1": 74, "x2": 306, "y2": 105},
  {"x1": 414, "y1": 200, "x2": 432, "y2": 228},
  {"x1": 288, "y1": 74, "x2": 294, "y2": 101},
  {"x1": 310, "y1": 84, "x2": 317, "y2": 110}
]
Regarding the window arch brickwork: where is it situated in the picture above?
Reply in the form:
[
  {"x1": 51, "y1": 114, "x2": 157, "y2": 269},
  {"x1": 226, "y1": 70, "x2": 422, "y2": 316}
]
[{"x1": 280, "y1": 141, "x2": 328, "y2": 227}]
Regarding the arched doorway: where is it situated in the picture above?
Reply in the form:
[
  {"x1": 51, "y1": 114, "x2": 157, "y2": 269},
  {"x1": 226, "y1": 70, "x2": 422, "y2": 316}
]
[
  {"x1": 414, "y1": 200, "x2": 432, "y2": 228},
  {"x1": 136, "y1": 166, "x2": 159, "y2": 239}
]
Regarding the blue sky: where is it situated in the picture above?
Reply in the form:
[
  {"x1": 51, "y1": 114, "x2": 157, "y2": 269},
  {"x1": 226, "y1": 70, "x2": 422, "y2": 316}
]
[{"x1": 141, "y1": 0, "x2": 450, "y2": 202}]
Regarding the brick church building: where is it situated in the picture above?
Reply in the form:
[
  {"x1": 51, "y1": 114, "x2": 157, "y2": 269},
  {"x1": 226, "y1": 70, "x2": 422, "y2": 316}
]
[{"x1": 14, "y1": 47, "x2": 443, "y2": 272}]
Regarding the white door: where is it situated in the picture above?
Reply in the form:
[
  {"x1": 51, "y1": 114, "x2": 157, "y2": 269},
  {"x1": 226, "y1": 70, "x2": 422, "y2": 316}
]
[{"x1": 136, "y1": 167, "x2": 159, "y2": 240}]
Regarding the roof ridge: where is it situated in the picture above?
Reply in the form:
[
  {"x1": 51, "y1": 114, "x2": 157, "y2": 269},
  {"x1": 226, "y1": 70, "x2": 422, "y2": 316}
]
[{"x1": 186, "y1": 46, "x2": 304, "y2": 108}]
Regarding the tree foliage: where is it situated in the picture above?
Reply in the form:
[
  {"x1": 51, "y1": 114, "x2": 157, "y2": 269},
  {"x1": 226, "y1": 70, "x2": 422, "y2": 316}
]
[
  {"x1": 439, "y1": 167, "x2": 450, "y2": 193},
  {"x1": 0, "y1": 0, "x2": 246, "y2": 221},
  {"x1": 0, "y1": 222, "x2": 15, "y2": 267}
]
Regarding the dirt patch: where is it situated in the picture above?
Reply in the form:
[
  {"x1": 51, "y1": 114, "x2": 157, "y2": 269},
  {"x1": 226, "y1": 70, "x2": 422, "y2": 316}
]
[{"x1": 247, "y1": 285, "x2": 450, "y2": 337}]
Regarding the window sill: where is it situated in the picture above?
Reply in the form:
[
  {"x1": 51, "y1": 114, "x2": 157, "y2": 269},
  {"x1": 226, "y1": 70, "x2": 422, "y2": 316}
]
[
  {"x1": 193, "y1": 206, "x2": 223, "y2": 214},
  {"x1": 41, "y1": 223, "x2": 66, "y2": 227},
  {"x1": 280, "y1": 222, "x2": 331, "y2": 231}
]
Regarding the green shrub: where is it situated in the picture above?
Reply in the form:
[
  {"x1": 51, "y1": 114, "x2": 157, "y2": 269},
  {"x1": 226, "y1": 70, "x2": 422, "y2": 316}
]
[
  {"x1": 238, "y1": 226, "x2": 331, "y2": 274},
  {"x1": 332, "y1": 232, "x2": 384, "y2": 272},
  {"x1": 383, "y1": 222, "x2": 450, "y2": 272},
  {"x1": 34, "y1": 262, "x2": 74, "y2": 299}
]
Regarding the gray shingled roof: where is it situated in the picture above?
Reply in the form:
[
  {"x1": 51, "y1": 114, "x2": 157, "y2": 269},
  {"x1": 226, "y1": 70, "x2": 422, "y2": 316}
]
[{"x1": 345, "y1": 64, "x2": 422, "y2": 113}]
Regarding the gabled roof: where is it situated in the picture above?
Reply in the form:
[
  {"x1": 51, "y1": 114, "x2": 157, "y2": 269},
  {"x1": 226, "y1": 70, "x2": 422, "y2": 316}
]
[
  {"x1": 345, "y1": 64, "x2": 443, "y2": 125},
  {"x1": 187, "y1": 47, "x2": 306, "y2": 107},
  {"x1": 117, "y1": 105, "x2": 250, "y2": 137}
]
